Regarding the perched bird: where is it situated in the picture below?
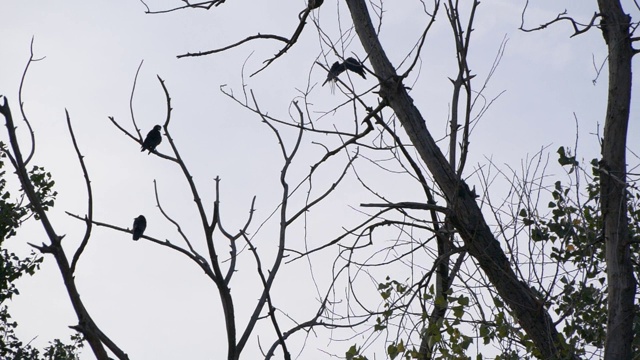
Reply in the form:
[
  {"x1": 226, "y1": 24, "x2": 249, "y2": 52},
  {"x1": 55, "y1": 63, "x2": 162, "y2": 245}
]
[
  {"x1": 299, "y1": 0, "x2": 324, "y2": 19},
  {"x1": 322, "y1": 61, "x2": 346, "y2": 86},
  {"x1": 308, "y1": 0, "x2": 324, "y2": 10},
  {"x1": 132, "y1": 215, "x2": 147, "y2": 241},
  {"x1": 344, "y1": 57, "x2": 366, "y2": 79},
  {"x1": 141, "y1": 125, "x2": 162, "y2": 153}
]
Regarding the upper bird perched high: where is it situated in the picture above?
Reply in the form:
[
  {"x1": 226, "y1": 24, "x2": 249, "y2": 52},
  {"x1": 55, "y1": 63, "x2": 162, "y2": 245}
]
[
  {"x1": 322, "y1": 58, "x2": 366, "y2": 87},
  {"x1": 141, "y1": 125, "x2": 162, "y2": 154},
  {"x1": 343, "y1": 57, "x2": 366, "y2": 79}
]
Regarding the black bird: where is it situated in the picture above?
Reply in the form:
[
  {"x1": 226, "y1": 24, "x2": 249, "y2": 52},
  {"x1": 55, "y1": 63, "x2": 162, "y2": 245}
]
[
  {"x1": 132, "y1": 215, "x2": 147, "y2": 241},
  {"x1": 299, "y1": 0, "x2": 324, "y2": 20},
  {"x1": 344, "y1": 57, "x2": 366, "y2": 79},
  {"x1": 141, "y1": 125, "x2": 162, "y2": 153},
  {"x1": 322, "y1": 61, "x2": 346, "y2": 86},
  {"x1": 308, "y1": 0, "x2": 324, "y2": 10}
]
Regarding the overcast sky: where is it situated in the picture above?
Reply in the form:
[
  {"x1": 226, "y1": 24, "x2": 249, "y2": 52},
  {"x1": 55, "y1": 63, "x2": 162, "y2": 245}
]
[{"x1": 1, "y1": 1, "x2": 638, "y2": 359}]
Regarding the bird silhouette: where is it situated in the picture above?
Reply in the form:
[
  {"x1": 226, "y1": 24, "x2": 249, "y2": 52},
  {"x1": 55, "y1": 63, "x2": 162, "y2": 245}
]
[
  {"x1": 308, "y1": 0, "x2": 324, "y2": 10},
  {"x1": 141, "y1": 125, "x2": 162, "y2": 153},
  {"x1": 132, "y1": 215, "x2": 147, "y2": 241},
  {"x1": 322, "y1": 61, "x2": 346, "y2": 86},
  {"x1": 299, "y1": 0, "x2": 324, "y2": 19},
  {"x1": 323, "y1": 58, "x2": 367, "y2": 87},
  {"x1": 344, "y1": 57, "x2": 366, "y2": 79}
]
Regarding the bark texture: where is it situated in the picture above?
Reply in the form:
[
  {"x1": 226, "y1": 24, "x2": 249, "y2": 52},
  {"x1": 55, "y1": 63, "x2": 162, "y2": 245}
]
[{"x1": 597, "y1": 1, "x2": 636, "y2": 359}]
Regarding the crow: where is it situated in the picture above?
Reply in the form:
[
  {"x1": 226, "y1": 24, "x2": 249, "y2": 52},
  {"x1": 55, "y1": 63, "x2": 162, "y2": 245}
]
[
  {"x1": 132, "y1": 215, "x2": 147, "y2": 241},
  {"x1": 299, "y1": 0, "x2": 324, "y2": 20},
  {"x1": 308, "y1": 0, "x2": 324, "y2": 10},
  {"x1": 344, "y1": 57, "x2": 366, "y2": 79},
  {"x1": 322, "y1": 61, "x2": 346, "y2": 86},
  {"x1": 141, "y1": 125, "x2": 162, "y2": 153}
]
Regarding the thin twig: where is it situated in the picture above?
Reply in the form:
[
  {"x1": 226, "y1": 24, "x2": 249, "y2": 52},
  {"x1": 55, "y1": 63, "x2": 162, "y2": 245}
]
[{"x1": 67, "y1": 109, "x2": 94, "y2": 274}]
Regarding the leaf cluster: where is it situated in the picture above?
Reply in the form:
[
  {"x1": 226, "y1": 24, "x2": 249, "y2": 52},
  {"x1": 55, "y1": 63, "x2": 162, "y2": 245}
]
[{"x1": 518, "y1": 147, "x2": 640, "y2": 355}]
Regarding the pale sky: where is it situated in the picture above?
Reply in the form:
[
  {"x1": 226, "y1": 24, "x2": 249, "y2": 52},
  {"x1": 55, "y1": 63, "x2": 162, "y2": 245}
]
[{"x1": 1, "y1": 1, "x2": 638, "y2": 359}]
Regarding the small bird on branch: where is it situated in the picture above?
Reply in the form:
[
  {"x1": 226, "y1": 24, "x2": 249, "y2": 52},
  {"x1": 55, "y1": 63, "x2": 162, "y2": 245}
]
[
  {"x1": 322, "y1": 57, "x2": 367, "y2": 86},
  {"x1": 132, "y1": 215, "x2": 147, "y2": 241},
  {"x1": 308, "y1": 0, "x2": 324, "y2": 10},
  {"x1": 322, "y1": 61, "x2": 346, "y2": 86},
  {"x1": 141, "y1": 125, "x2": 162, "y2": 153},
  {"x1": 344, "y1": 57, "x2": 366, "y2": 79},
  {"x1": 299, "y1": 0, "x2": 323, "y2": 20}
]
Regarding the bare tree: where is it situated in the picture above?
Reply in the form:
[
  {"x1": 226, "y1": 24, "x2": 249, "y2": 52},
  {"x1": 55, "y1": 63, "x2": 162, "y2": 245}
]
[
  {"x1": 1, "y1": 50, "x2": 372, "y2": 358},
  {"x1": 3, "y1": 0, "x2": 638, "y2": 358}
]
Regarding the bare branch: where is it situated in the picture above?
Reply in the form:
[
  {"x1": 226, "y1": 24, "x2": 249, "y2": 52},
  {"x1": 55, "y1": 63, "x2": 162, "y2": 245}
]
[
  {"x1": 360, "y1": 201, "x2": 449, "y2": 213},
  {"x1": 287, "y1": 149, "x2": 357, "y2": 225},
  {"x1": 66, "y1": 212, "x2": 216, "y2": 280},
  {"x1": 155, "y1": 76, "x2": 211, "y2": 233},
  {"x1": 520, "y1": 7, "x2": 601, "y2": 38},
  {"x1": 18, "y1": 37, "x2": 44, "y2": 166},
  {"x1": 242, "y1": 232, "x2": 291, "y2": 360},
  {"x1": 152, "y1": 179, "x2": 208, "y2": 265},
  {"x1": 108, "y1": 71, "x2": 179, "y2": 163},
  {"x1": 141, "y1": 0, "x2": 227, "y2": 14},
  {"x1": 66, "y1": 109, "x2": 94, "y2": 274},
  {"x1": 177, "y1": 34, "x2": 289, "y2": 59},
  {"x1": 237, "y1": 91, "x2": 307, "y2": 354},
  {"x1": 177, "y1": 4, "x2": 322, "y2": 76},
  {"x1": 130, "y1": 60, "x2": 145, "y2": 140},
  {"x1": 250, "y1": 10, "x2": 313, "y2": 77},
  {"x1": 401, "y1": 1, "x2": 440, "y2": 78}
]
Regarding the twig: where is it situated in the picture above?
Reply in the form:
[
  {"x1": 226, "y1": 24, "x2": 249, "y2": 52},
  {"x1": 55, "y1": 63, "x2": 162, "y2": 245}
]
[
  {"x1": 520, "y1": 7, "x2": 601, "y2": 38},
  {"x1": 130, "y1": 60, "x2": 145, "y2": 140},
  {"x1": 19, "y1": 37, "x2": 44, "y2": 166},
  {"x1": 360, "y1": 201, "x2": 448, "y2": 213},
  {"x1": 152, "y1": 179, "x2": 208, "y2": 266},
  {"x1": 67, "y1": 109, "x2": 94, "y2": 274}
]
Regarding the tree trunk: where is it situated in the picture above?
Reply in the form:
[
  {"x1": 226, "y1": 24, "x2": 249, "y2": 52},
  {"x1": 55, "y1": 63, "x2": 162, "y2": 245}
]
[
  {"x1": 345, "y1": 0, "x2": 573, "y2": 357},
  {"x1": 597, "y1": 1, "x2": 636, "y2": 359}
]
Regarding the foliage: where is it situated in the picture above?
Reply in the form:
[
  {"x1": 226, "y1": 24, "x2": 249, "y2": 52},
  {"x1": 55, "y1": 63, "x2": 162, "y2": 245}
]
[
  {"x1": 28, "y1": 165, "x2": 57, "y2": 217},
  {"x1": 0, "y1": 149, "x2": 82, "y2": 360},
  {"x1": 0, "y1": 147, "x2": 27, "y2": 240},
  {"x1": 518, "y1": 147, "x2": 640, "y2": 356}
]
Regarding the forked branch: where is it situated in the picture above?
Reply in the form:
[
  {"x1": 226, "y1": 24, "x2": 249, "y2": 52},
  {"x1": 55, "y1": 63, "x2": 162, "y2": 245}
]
[{"x1": 520, "y1": 2, "x2": 601, "y2": 38}]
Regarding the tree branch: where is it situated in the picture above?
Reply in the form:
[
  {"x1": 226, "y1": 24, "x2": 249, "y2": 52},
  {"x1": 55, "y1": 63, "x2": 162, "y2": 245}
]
[{"x1": 66, "y1": 110, "x2": 94, "y2": 275}]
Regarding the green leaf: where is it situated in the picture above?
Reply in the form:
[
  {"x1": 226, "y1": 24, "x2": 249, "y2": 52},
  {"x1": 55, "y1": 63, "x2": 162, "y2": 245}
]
[
  {"x1": 387, "y1": 343, "x2": 398, "y2": 359},
  {"x1": 557, "y1": 146, "x2": 578, "y2": 167}
]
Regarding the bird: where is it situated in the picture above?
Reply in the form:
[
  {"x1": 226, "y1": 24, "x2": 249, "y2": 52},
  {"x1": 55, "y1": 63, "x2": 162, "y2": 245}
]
[
  {"x1": 141, "y1": 125, "x2": 162, "y2": 153},
  {"x1": 308, "y1": 0, "x2": 324, "y2": 10},
  {"x1": 322, "y1": 61, "x2": 346, "y2": 86},
  {"x1": 344, "y1": 57, "x2": 366, "y2": 79},
  {"x1": 299, "y1": 0, "x2": 323, "y2": 19},
  {"x1": 132, "y1": 215, "x2": 147, "y2": 241}
]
